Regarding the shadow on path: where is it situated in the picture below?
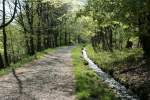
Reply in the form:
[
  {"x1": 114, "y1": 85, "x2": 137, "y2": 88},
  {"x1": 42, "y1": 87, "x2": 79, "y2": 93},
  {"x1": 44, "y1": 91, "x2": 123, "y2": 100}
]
[
  {"x1": 12, "y1": 68, "x2": 36, "y2": 100},
  {"x1": 12, "y1": 68, "x2": 23, "y2": 94}
]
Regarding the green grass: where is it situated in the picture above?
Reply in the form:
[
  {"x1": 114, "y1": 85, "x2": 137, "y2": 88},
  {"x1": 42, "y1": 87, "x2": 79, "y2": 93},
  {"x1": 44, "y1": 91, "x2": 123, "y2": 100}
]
[
  {"x1": 86, "y1": 44, "x2": 143, "y2": 73},
  {"x1": 71, "y1": 46, "x2": 119, "y2": 100},
  {"x1": 0, "y1": 48, "x2": 55, "y2": 76}
]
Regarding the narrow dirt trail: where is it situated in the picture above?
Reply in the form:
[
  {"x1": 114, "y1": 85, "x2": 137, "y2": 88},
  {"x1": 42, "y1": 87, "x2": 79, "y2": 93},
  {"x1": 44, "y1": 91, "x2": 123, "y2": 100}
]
[{"x1": 0, "y1": 46, "x2": 75, "y2": 100}]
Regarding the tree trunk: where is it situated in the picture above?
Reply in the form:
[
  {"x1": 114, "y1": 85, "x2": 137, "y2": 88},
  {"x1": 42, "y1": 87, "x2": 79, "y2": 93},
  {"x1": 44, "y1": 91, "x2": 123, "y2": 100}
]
[
  {"x1": 139, "y1": 12, "x2": 150, "y2": 58},
  {"x1": 0, "y1": 53, "x2": 4, "y2": 68},
  {"x1": 37, "y1": 33, "x2": 42, "y2": 51},
  {"x1": 29, "y1": 35, "x2": 35, "y2": 55},
  {"x1": 140, "y1": 35, "x2": 150, "y2": 58},
  {"x1": 54, "y1": 33, "x2": 58, "y2": 47},
  {"x1": 25, "y1": 34, "x2": 30, "y2": 55},
  {"x1": 65, "y1": 32, "x2": 67, "y2": 45},
  {"x1": 3, "y1": 0, "x2": 9, "y2": 66},
  {"x1": 44, "y1": 37, "x2": 48, "y2": 49},
  {"x1": 68, "y1": 33, "x2": 71, "y2": 45},
  {"x1": 109, "y1": 27, "x2": 113, "y2": 52},
  {"x1": 59, "y1": 33, "x2": 62, "y2": 46}
]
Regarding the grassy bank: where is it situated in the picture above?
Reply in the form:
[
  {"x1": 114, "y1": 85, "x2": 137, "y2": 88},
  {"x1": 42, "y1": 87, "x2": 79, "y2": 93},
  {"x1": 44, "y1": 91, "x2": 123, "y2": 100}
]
[
  {"x1": 0, "y1": 48, "x2": 55, "y2": 76},
  {"x1": 71, "y1": 46, "x2": 119, "y2": 100},
  {"x1": 86, "y1": 45, "x2": 150, "y2": 100},
  {"x1": 86, "y1": 45, "x2": 143, "y2": 74}
]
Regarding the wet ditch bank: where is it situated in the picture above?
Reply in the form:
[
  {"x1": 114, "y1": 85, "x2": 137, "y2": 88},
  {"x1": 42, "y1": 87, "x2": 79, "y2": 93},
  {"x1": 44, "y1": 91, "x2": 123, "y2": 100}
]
[{"x1": 82, "y1": 48, "x2": 139, "y2": 100}]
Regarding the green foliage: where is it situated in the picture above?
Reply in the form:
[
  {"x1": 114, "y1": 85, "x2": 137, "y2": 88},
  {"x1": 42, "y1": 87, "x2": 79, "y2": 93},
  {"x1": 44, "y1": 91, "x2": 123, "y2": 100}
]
[
  {"x1": 0, "y1": 0, "x2": 74, "y2": 67},
  {"x1": 72, "y1": 16, "x2": 96, "y2": 42},
  {"x1": 75, "y1": 0, "x2": 150, "y2": 52},
  {"x1": 71, "y1": 46, "x2": 119, "y2": 100},
  {"x1": 0, "y1": 48, "x2": 55, "y2": 76},
  {"x1": 86, "y1": 44, "x2": 143, "y2": 72}
]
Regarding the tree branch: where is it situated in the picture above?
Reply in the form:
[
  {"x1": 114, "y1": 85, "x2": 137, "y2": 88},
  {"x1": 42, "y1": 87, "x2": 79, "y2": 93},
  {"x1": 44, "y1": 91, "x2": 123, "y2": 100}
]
[{"x1": 0, "y1": 0, "x2": 18, "y2": 29}]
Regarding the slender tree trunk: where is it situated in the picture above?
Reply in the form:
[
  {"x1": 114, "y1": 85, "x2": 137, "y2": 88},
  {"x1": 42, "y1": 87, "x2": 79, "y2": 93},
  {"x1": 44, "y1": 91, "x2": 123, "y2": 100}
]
[
  {"x1": 10, "y1": 31, "x2": 15, "y2": 63},
  {"x1": 44, "y1": 36, "x2": 47, "y2": 49},
  {"x1": 0, "y1": 53, "x2": 4, "y2": 68},
  {"x1": 29, "y1": 36, "x2": 35, "y2": 55},
  {"x1": 24, "y1": 33, "x2": 30, "y2": 55},
  {"x1": 3, "y1": 0, "x2": 9, "y2": 66},
  {"x1": 59, "y1": 32, "x2": 62, "y2": 46},
  {"x1": 140, "y1": 35, "x2": 150, "y2": 57},
  {"x1": 139, "y1": 12, "x2": 150, "y2": 58},
  {"x1": 54, "y1": 34, "x2": 58, "y2": 47},
  {"x1": 65, "y1": 32, "x2": 67, "y2": 45},
  {"x1": 68, "y1": 33, "x2": 71, "y2": 45},
  {"x1": 37, "y1": 33, "x2": 42, "y2": 51},
  {"x1": 109, "y1": 27, "x2": 113, "y2": 52},
  {"x1": 29, "y1": 25, "x2": 35, "y2": 55},
  {"x1": 77, "y1": 35, "x2": 80, "y2": 44},
  {"x1": 102, "y1": 32, "x2": 106, "y2": 50},
  {"x1": 47, "y1": 33, "x2": 51, "y2": 48}
]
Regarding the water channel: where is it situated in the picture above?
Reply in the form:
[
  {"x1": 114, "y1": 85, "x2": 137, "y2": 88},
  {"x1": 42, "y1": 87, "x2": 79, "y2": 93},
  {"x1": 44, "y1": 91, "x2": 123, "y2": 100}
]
[{"x1": 82, "y1": 48, "x2": 139, "y2": 100}]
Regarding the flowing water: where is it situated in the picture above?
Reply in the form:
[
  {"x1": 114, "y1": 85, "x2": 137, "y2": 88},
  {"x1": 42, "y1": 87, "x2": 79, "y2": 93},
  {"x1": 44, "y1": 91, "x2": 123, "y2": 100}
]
[{"x1": 82, "y1": 48, "x2": 139, "y2": 100}]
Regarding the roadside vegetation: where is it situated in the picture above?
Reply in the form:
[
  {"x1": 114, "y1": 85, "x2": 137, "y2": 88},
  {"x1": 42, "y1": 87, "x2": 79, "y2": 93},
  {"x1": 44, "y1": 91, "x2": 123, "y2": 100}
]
[
  {"x1": 74, "y1": 0, "x2": 150, "y2": 99},
  {"x1": 0, "y1": 0, "x2": 78, "y2": 68},
  {"x1": 0, "y1": 48, "x2": 54, "y2": 76},
  {"x1": 86, "y1": 44, "x2": 143, "y2": 73},
  {"x1": 71, "y1": 46, "x2": 119, "y2": 100},
  {"x1": 86, "y1": 44, "x2": 149, "y2": 100},
  {"x1": 0, "y1": 0, "x2": 150, "y2": 99}
]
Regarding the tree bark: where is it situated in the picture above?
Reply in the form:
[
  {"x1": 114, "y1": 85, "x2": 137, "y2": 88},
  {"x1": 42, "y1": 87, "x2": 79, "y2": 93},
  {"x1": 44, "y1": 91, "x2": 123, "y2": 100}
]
[
  {"x1": 0, "y1": 53, "x2": 4, "y2": 68},
  {"x1": 3, "y1": 0, "x2": 9, "y2": 66},
  {"x1": 140, "y1": 35, "x2": 150, "y2": 58},
  {"x1": 65, "y1": 32, "x2": 67, "y2": 45},
  {"x1": 139, "y1": 12, "x2": 150, "y2": 58},
  {"x1": 0, "y1": 0, "x2": 17, "y2": 29}
]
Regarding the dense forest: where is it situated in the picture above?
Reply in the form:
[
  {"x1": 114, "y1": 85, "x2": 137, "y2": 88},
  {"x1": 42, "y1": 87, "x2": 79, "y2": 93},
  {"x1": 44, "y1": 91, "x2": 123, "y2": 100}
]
[
  {"x1": 1, "y1": 0, "x2": 149, "y2": 67},
  {"x1": 0, "y1": 0, "x2": 149, "y2": 100},
  {"x1": 0, "y1": 0, "x2": 77, "y2": 67}
]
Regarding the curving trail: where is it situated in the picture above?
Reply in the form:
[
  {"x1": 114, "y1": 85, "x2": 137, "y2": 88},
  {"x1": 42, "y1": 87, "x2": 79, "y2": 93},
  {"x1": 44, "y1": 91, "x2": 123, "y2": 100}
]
[{"x1": 0, "y1": 46, "x2": 75, "y2": 100}]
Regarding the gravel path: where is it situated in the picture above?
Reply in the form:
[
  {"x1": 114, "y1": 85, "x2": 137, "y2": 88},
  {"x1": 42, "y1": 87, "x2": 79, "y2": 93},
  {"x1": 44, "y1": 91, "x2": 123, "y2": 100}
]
[{"x1": 0, "y1": 46, "x2": 75, "y2": 100}]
